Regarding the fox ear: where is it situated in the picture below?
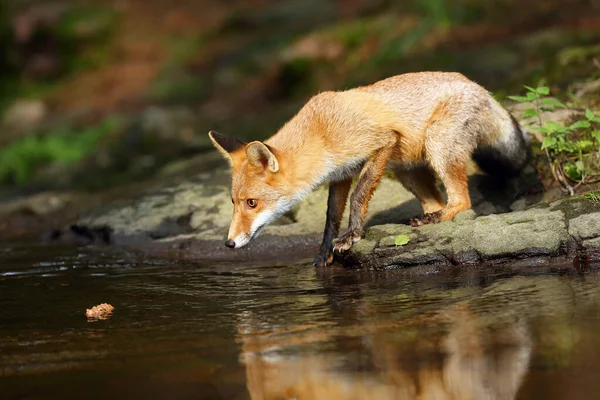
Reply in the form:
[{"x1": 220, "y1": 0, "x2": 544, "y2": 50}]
[
  {"x1": 208, "y1": 131, "x2": 247, "y2": 163},
  {"x1": 246, "y1": 141, "x2": 279, "y2": 173}
]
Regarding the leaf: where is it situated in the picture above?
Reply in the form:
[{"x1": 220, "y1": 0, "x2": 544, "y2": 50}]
[
  {"x1": 526, "y1": 92, "x2": 538, "y2": 101},
  {"x1": 544, "y1": 121, "x2": 566, "y2": 131},
  {"x1": 557, "y1": 136, "x2": 572, "y2": 152},
  {"x1": 541, "y1": 136, "x2": 557, "y2": 149},
  {"x1": 575, "y1": 160, "x2": 585, "y2": 172},
  {"x1": 524, "y1": 85, "x2": 537, "y2": 93},
  {"x1": 585, "y1": 108, "x2": 595, "y2": 120},
  {"x1": 394, "y1": 235, "x2": 410, "y2": 246},
  {"x1": 536, "y1": 86, "x2": 550, "y2": 95},
  {"x1": 541, "y1": 98, "x2": 567, "y2": 109},
  {"x1": 532, "y1": 126, "x2": 552, "y2": 134},
  {"x1": 523, "y1": 108, "x2": 539, "y2": 118},
  {"x1": 592, "y1": 130, "x2": 600, "y2": 142},
  {"x1": 569, "y1": 120, "x2": 591, "y2": 130},
  {"x1": 507, "y1": 95, "x2": 529, "y2": 102},
  {"x1": 575, "y1": 140, "x2": 594, "y2": 151},
  {"x1": 564, "y1": 163, "x2": 582, "y2": 181}
]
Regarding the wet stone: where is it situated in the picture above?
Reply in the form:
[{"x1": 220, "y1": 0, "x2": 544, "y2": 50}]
[
  {"x1": 348, "y1": 196, "x2": 599, "y2": 269},
  {"x1": 54, "y1": 166, "x2": 600, "y2": 268}
]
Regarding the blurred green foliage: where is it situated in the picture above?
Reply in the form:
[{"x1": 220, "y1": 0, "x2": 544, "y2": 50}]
[
  {"x1": 148, "y1": 34, "x2": 208, "y2": 104},
  {"x1": 56, "y1": 6, "x2": 117, "y2": 72},
  {"x1": 583, "y1": 190, "x2": 600, "y2": 203},
  {"x1": 0, "y1": 0, "x2": 598, "y2": 192},
  {"x1": 412, "y1": 0, "x2": 485, "y2": 27},
  {"x1": 0, "y1": 117, "x2": 120, "y2": 185},
  {"x1": 0, "y1": 3, "x2": 117, "y2": 112}
]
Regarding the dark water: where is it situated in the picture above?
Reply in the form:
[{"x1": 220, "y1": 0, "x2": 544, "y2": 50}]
[{"x1": 2, "y1": 242, "x2": 600, "y2": 399}]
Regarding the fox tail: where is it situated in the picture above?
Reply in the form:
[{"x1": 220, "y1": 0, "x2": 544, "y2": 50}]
[{"x1": 473, "y1": 113, "x2": 530, "y2": 180}]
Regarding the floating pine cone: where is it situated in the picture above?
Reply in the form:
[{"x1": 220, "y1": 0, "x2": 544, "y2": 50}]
[{"x1": 85, "y1": 303, "x2": 115, "y2": 321}]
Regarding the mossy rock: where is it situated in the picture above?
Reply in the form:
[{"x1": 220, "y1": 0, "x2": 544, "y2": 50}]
[{"x1": 346, "y1": 194, "x2": 600, "y2": 269}]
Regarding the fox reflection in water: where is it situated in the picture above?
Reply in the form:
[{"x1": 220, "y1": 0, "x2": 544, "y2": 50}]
[{"x1": 237, "y1": 302, "x2": 531, "y2": 400}]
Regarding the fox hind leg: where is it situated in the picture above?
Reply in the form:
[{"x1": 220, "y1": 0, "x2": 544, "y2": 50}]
[
  {"x1": 393, "y1": 166, "x2": 446, "y2": 226},
  {"x1": 427, "y1": 150, "x2": 472, "y2": 222},
  {"x1": 438, "y1": 160, "x2": 471, "y2": 221},
  {"x1": 313, "y1": 178, "x2": 352, "y2": 267},
  {"x1": 333, "y1": 144, "x2": 394, "y2": 253},
  {"x1": 423, "y1": 118, "x2": 475, "y2": 223}
]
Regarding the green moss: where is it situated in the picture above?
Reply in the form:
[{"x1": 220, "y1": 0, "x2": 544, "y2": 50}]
[{"x1": 0, "y1": 117, "x2": 121, "y2": 185}]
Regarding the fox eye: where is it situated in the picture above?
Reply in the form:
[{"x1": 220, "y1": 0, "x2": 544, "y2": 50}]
[
  {"x1": 231, "y1": 198, "x2": 234, "y2": 204},
  {"x1": 247, "y1": 199, "x2": 258, "y2": 208}
]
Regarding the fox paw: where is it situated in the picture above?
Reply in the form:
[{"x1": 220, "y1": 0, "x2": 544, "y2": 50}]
[
  {"x1": 312, "y1": 250, "x2": 334, "y2": 267},
  {"x1": 410, "y1": 211, "x2": 443, "y2": 227},
  {"x1": 333, "y1": 229, "x2": 362, "y2": 253}
]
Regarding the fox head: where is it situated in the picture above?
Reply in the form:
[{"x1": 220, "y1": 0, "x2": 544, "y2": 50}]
[{"x1": 209, "y1": 131, "x2": 297, "y2": 249}]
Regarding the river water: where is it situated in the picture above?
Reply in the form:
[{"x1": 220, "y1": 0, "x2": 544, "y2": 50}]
[{"x1": 1, "y1": 241, "x2": 600, "y2": 399}]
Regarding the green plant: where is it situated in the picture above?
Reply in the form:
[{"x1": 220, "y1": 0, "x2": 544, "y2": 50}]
[
  {"x1": 509, "y1": 85, "x2": 600, "y2": 195},
  {"x1": 0, "y1": 117, "x2": 119, "y2": 185},
  {"x1": 394, "y1": 234, "x2": 410, "y2": 246},
  {"x1": 583, "y1": 190, "x2": 600, "y2": 203}
]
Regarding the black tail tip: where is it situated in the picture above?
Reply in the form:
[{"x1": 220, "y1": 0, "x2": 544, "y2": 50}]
[{"x1": 473, "y1": 114, "x2": 531, "y2": 180}]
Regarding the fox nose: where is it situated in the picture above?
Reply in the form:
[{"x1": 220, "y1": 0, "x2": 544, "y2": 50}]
[{"x1": 225, "y1": 239, "x2": 235, "y2": 248}]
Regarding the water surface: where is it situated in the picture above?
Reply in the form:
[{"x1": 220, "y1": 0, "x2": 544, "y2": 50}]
[{"x1": 2, "y1": 241, "x2": 600, "y2": 399}]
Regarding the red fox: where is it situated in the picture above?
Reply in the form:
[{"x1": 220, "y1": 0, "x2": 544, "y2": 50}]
[{"x1": 209, "y1": 72, "x2": 529, "y2": 266}]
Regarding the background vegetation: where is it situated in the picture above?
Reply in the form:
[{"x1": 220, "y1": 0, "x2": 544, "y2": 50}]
[{"x1": 0, "y1": 0, "x2": 598, "y2": 195}]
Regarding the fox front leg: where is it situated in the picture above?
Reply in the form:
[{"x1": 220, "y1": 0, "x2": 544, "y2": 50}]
[
  {"x1": 313, "y1": 179, "x2": 352, "y2": 267},
  {"x1": 333, "y1": 145, "x2": 394, "y2": 254}
]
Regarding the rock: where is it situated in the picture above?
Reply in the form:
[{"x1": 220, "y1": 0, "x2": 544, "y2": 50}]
[
  {"x1": 475, "y1": 201, "x2": 497, "y2": 216},
  {"x1": 0, "y1": 189, "x2": 99, "y2": 240},
  {"x1": 345, "y1": 195, "x2": 600, "y2": 269},
  {"x1": 59, "y1": 159, "x2": 546, "y2": 264},
  {"x1": 68, "y1": 174, "x2": 420, "y2": 262},
  {"x1": 568, "y1": 212, "x2": 600, "y2": 242},
  {"x1": 510, "y1": 198, "x2": 528, "y2": 212},
  {"x1": 453, "y1": 209, "x2": 476, "y2": 222},
  {"x1": 0, "y1": 191, "x2": 71, "y2": 217}
]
